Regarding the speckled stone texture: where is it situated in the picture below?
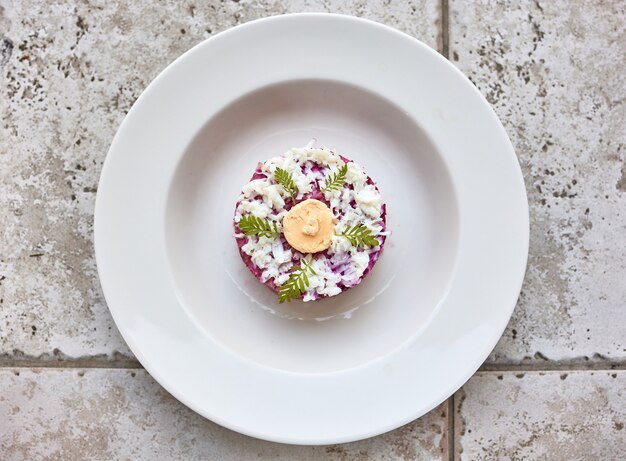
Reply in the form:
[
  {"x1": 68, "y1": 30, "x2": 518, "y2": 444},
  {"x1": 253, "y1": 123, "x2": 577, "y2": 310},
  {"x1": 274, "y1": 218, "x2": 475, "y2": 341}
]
[
  {"x1": 2, "y1": 0, "x2": 626, "y2": 459},
  {"x1": 456, "y1": 371, "x2": 626, "y2": 460},
  {"x1": 0, "y1": 369, "x2": 448, "y2": 460},
  {"x1": 450, "y1": 0, "x2": 626, "y2": 364}
]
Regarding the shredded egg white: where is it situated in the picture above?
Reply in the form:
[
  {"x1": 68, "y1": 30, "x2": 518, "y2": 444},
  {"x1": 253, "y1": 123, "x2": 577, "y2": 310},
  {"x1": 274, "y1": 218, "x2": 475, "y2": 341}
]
[{"x1": 234, "y1": 147, "x2": 384, "y2": 301}]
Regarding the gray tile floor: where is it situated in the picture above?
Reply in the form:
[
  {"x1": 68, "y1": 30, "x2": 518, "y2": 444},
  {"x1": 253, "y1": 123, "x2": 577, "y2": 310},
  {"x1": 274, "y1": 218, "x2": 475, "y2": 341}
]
[{"x1": 1, "y1": 0, "x2": 624, "y2": 459}]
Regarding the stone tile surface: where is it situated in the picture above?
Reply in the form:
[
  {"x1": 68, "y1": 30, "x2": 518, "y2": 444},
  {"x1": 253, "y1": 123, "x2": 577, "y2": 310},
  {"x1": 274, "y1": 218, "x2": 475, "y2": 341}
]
[
  {"x1": 0, "y1": 368, "x2": 448, "y2": 460},
  {"x1": 3, "y1": 0, "x2": 626, "y2": 458},
  {"x1": 456, "y1": 371, "x2": 626, "y2": 460},
  {"x1": 0, "y1": 0, "x2": 440, "y2": 358},
  {"x1": 450, "y1": 0, "x2": 626, "y2": 363}
]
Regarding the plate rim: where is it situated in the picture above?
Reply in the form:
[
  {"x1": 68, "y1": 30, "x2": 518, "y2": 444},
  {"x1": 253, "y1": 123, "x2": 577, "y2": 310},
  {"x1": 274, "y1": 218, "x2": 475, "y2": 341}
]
[{"x1": 95, "y1": 12, "x2": 529, "y2": 445}]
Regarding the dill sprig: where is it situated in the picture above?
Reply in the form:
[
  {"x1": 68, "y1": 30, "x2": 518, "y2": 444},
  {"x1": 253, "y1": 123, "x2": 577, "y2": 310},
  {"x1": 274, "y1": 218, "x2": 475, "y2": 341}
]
[
  {"x1": 274, "y1": 167, "x2": 298, "y2": 199},
  {"x1": 322, "y1": 163, "x2": 348, "y2": 193},
  {"x1": 340, "y1": 224, "x2": 380, "y2": 248},
  {"x1": 237, "y1": 215, "x2": 281, "y2": 239},
  {"x1": 278, "y1": 258, "x2": 317, "y2": 303}
]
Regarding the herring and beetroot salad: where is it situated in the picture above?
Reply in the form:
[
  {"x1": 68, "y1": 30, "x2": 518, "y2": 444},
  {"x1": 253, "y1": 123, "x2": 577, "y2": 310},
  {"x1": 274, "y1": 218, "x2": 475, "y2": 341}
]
[{"x1": 233, "y1": 144, "x2": 387, "y2": 303}]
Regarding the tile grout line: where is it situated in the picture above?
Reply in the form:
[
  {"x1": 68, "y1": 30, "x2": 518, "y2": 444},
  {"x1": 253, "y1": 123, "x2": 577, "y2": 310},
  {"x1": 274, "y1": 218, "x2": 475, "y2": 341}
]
[
  {"x1": 447, "y1": 397, "x2": 455, "y2": 461},
  {"x1": 478, "y1": 361, "x2": 626, "y2": 372},
  {"x1": 440, "y1": 0, "x2": 450, "y2": 58},
  {"x1": 0, "y1": 359, "x2": 143, "y2": 369},
  {"x1": 0, "y1": 358, "x2": 624, "y2": 371},
  {"x1": 437, "y1": 3, "x2": 462, "y2": 458},
  {"x1": 441, "y1": 1, "x2": 452, "y2": 458}
]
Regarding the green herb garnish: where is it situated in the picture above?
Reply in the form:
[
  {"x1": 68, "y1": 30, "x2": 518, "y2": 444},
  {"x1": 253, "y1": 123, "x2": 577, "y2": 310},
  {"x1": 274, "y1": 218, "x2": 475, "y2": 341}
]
[
  {"x1": 274, "y1": 167, "x2": 298, "y2": 199},
  {"x1": 278, "y1": 258, "x2": 317, "y2": 303},
  {"x1": 340, "y1": 224, "x2": 380, "y2": 248},
  {"x1": 238, "y1": 215, "x2": 281, "y2": 239},
  {"x1": 322, "y1": 163, "x2": 348, "y2": 193}
]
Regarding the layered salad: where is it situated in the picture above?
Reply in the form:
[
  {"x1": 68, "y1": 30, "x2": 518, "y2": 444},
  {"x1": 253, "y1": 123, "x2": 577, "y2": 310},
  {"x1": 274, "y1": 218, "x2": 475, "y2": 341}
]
[{"x1": 234, "y1": 144, "x2": 387, "y2": 302}]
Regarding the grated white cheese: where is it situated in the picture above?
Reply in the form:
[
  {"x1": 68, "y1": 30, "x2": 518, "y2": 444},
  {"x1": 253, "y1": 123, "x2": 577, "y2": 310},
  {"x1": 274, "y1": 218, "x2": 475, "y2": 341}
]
[
  {"x1": 355, "y1": 184, "x2": 383, "y2": 218},
  {"x1": 236, "y1": 200, "x2": 272, "y2": 219},
  {"x1": 291, "y1": 147, "x2": 343, "y2": 166},
  {"x1": 242, "y1": 236, "x2": 274, "y2": 270},
  {"x1": 235, "y1": 146, "x2": 385, "y2": 301},
  {"x1": 262, "y1": 155, "x2": 312, "y2": 199},
  {"x1": 345, "y1": 161, "x2": 368, "y2": 188}
]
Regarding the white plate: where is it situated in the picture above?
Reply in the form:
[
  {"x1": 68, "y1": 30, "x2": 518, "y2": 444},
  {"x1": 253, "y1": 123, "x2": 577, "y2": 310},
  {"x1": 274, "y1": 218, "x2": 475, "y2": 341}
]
[{"x1": 95, "y1": 14, "x2": 528, "y2": 444}]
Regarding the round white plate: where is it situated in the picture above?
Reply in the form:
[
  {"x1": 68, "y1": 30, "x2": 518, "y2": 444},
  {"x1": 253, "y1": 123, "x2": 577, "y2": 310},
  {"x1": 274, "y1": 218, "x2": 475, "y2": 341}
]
[{"x1": 95, "y1": 14, "x2": 528, "y2": 445}]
